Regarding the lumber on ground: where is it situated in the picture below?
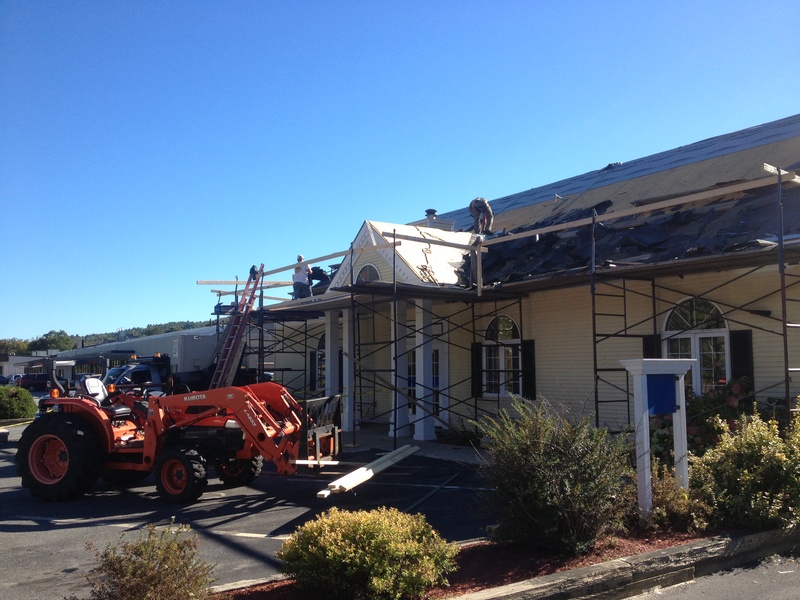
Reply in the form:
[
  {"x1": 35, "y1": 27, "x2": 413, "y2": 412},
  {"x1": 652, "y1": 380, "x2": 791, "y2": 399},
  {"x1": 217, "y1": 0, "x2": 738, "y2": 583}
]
[{"x1": 317, "y1": 444, "x2": 419, "y2": 498}]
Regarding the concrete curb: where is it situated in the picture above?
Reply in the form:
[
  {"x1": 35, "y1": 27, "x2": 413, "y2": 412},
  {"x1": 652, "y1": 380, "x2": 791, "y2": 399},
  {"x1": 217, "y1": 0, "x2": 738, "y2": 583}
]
[
  {"x1": 209, "y1": 529, "x2": 800, "y2": 598},
  {"x1": 0, "y1": 419, "x2": 31, "y2": 443},
  {"x1": 455, "y1": 528, "x2": 800, "y2": 599}
]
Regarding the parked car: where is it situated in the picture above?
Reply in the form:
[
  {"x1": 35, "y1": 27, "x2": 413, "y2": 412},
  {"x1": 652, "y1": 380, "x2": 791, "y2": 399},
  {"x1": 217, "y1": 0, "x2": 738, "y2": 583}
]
[
  {"x1": 0, "y1": 375, "x2": 9, "y2": 385},
  {"x1": 19, "y1": 373, "x2": 67, "y2": 392},
  {"x1": 8, "y1": 374, "x2": 23, "y2": 386}
]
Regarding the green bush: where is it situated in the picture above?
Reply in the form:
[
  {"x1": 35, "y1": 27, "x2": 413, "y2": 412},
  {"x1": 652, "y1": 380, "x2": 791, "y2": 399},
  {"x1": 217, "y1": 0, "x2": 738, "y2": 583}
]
[
  {"x1": 645, "y1": 458, "x2": 712, "y2": 534},
  {"x1": 478, "y1": 397, "x2": 633, "y2": 555},
  {"x1": 649, "y1": 377, "x2": 754, "y2": 462},
  {"x1": 277, "y1": 507, "x2": 459, "y2": 600},
  {"x1": 64, "y1": 521, "x2": 215, "y2": 600},
  {"x1": 0, "y1": 386, "x2": 37, "y2": 419},
  {"x1": 690, "y1": 411, "x2": 800, "y2": 530}
]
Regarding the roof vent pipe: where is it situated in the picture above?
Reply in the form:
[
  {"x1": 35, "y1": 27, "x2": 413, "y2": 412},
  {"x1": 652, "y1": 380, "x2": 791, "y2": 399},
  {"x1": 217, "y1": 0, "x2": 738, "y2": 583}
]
[{"x1": 425, "y1": 208, "x2": 437, "y2": 227}]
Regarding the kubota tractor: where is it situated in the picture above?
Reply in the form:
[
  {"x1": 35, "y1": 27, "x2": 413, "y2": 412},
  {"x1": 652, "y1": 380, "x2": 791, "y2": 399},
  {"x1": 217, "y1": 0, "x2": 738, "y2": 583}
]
[{"x1": 16, "y1": 375, "x2": 341, "y2": 504}]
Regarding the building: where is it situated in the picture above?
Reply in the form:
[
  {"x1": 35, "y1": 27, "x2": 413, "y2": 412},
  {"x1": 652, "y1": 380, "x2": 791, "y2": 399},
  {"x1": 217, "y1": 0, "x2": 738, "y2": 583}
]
[{"x1": 242, "y1": 114, "x2": 800, "y2": 442}]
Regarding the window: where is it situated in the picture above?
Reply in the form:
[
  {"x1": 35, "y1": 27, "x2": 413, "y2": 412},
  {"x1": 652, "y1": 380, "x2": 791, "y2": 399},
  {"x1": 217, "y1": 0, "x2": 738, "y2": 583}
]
[
  {"x1": 482, "y1": 316, "x2": 521, "y2": 396},
  {"x1": 357, "y1": 264, "x2": 381, "y2": 283},
  {"x1": 309, "y1": 334, "x2": 326, "y2": 391},
  {"x1": 663, "y1": 298, "x2": 729, "y2": 394}
]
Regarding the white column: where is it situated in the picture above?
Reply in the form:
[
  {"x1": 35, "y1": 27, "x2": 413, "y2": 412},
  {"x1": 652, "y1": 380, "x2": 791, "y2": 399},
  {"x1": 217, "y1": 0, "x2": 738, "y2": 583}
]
[
  {"x1": 414, "y1": 299, "x2": 436, "y2": 441},
  {"x1": 390, "y1": 300, "x2": 410, "y2": 437},
  {"x1": 672, "y1": 374, "x2": 690, "y2": 488},
  {"x1": 324, "y1": 311, "x2": 340, "y2": 398},
  {"x1": 341, "y1": 309, "x2": 356, "y2": 433}
]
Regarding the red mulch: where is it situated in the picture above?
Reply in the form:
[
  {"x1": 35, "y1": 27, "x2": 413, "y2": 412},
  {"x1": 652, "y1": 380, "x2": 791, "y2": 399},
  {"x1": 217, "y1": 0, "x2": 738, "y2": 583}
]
[{"x1": 211, "y1": 532, "x2": 705, "y2": 600}]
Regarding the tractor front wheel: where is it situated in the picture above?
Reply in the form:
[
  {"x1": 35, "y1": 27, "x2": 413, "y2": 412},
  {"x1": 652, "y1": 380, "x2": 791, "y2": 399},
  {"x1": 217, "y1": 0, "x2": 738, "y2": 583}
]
[
  {"x1": 17, "y1": 414, "x2": 102, "y2": 501},
  {"x1": 217, "y1": 456, "x2": 263, "y2": 488},
  {"x1": 155, "y1": 447, "x2": 208, "y2": 503}
]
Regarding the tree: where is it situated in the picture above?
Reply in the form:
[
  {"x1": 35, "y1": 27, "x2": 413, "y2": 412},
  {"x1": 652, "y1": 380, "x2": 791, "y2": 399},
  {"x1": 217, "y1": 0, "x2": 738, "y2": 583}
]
[
  {"x1": 29, "y1": 330, "x2": 76, "y2": 352},
  {"x1": 0, "y1": 338, "x2": 30, "y2": 355}
]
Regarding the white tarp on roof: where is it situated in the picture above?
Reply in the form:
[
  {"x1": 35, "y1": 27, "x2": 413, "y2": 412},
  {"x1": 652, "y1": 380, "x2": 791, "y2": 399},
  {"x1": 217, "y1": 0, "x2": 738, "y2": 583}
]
[{"x1": 328, "y1": 221, "x2": 475, "y2": 289}]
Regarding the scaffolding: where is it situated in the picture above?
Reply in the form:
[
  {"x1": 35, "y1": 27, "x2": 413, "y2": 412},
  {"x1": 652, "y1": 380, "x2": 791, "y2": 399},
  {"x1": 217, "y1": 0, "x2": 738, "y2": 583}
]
[
  {"x1": 200, "y1": 166, "x2": 800, "y2": 438},
  {"x1": 229, "y1": 271, "x2": 526, "y2": 440},
  {"x1": 590, "y1": 168, "x2": 800, "y2": 429}
]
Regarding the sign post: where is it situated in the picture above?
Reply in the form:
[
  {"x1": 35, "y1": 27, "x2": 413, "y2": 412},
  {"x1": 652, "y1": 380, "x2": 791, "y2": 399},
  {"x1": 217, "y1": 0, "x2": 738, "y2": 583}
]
[{"x1": 620, "y1": 358, "x2": 696, "y2": 514}]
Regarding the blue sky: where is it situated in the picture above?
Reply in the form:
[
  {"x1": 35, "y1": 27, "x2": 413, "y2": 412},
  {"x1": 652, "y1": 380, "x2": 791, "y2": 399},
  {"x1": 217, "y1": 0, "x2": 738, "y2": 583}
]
[{"x1": 2, "y1": 1, "x2": 798, "y2": 341}]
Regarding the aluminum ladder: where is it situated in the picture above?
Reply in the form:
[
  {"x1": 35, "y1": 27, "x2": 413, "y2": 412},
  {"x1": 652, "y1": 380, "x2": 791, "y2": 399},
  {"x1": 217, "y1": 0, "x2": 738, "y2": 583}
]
[{"x1": 209, "y1": 264, "x2": 264, "y2": 389}]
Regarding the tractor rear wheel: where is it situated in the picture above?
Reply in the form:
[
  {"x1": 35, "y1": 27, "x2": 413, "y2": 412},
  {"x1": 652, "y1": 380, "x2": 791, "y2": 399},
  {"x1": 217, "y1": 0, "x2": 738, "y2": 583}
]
[
  {"x1": 155, "y1": 447, "x2": 208, "y2": 503},
  {"x1": 17, "y1": 413, "x2": 102, "y2": 501},
  {"x1": 217, "y1": 456, "x2": 263, "y2": 488}
]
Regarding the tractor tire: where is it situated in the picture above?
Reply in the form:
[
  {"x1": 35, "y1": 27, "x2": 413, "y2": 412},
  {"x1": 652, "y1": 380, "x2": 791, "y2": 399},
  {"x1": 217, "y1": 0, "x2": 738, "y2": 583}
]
[
  {"x1": 155, "y1": 447, "x2": 208, "y2": 504},
  {"x1": 217, "y1": 456, "x2": 264, "y2": 488},
  {"x1": 16, "y1": 413, "x2": 103, "y2": 501}
]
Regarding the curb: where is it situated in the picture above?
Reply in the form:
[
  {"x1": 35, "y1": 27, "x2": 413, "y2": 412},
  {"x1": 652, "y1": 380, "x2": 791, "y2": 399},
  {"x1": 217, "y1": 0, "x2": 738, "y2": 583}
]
[
  {"x1": 455, "y1": 528, "x2": 800, "y2": 599},
  {"x1": 209, "y1": 529, "x2": 800, "y2": 599}
]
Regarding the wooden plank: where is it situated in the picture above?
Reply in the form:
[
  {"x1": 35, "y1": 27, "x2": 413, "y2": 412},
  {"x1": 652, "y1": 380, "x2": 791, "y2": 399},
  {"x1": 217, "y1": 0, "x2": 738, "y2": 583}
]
[{"x1": 317, "y1": 445, "x2": 419, "y2": 498}]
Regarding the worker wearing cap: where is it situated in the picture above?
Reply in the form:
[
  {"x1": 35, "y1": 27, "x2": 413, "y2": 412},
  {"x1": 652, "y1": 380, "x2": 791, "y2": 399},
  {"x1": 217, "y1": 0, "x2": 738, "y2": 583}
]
[
  {"x1": 293, "y1": 255, "x2": 313, "y2": 299},
  {"x1": 469, "y1": 197, "x2": 494, "y2": 235}
]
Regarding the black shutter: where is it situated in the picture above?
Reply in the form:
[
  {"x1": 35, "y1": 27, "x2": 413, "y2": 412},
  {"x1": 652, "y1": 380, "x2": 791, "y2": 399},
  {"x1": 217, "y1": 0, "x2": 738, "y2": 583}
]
[
  {"x1": 471, "y1": 342, "x2": 483, "y2": 398},
  {"x1": 309, "y1": 351, "x2": 317, "y2": 391},
  {"x1": 521, "y1": 340, "x2": 536, "y2": 400},
  {"x1": 730, "y1": 330, "x2": 754, "y2": 384},
  {"x1": 643, "y1": 334, "x2": 662, "y2": 358}
]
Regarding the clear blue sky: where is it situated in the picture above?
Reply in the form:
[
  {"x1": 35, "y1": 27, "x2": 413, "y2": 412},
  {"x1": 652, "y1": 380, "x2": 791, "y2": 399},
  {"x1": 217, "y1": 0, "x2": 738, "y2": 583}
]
[{"x1": 2, "y1": 1, "x2": 798, "y2": 341}]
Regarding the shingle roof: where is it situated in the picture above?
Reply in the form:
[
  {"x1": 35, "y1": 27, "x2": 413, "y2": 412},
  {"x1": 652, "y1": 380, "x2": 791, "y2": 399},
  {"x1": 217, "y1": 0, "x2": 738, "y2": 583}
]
[
  {"x1": 440, "y1": 114, "x2": 800, "y2": 233},
  {"x1": 438, "y1": 114, "x2": 800, "y2": 287}
]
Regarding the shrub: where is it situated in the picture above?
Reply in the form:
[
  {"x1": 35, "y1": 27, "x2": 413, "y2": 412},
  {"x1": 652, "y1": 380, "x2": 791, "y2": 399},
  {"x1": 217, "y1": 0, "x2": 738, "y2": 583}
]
[
  {"x1": 649, "y1": 377, "x2": 754, "y2": 462},
  {"x1": 64, "y1": 521, "x2": 215, "y2": 600},
  {"x1": 645, "y1": 458, "x2": 712, "y2": 534},
  {"x1": 0, "y1": 386, "x2": 37, "y2": 419},
  {"x1": 477, "y1": 397, "x2": 633, "y2": 555},
  {"x1": 690, "y1": 411, "x2": 800, "y2": 530},
  {"x1": 277, "y1": 507, "x2": 458, "y2": 600}
]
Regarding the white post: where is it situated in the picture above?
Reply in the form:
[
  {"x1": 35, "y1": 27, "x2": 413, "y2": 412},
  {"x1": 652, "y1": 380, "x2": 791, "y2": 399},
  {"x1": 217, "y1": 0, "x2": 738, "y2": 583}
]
[
  {"x1": 341, "y1": 310, "x2": 356, "y2": 433},
  {"x1": 324, "y1": 311, "x2": 340, "y2": 399},
  {"x1": 414, "y1": 299, "x2": 436, "y2": 441},
  {"x1": 672, "y1": 373, "x2": 690, "y2": 488},
  {"x1": 620, "y1": 359, "x2": 696, "y2": 515},
  {"x1": 390, "y1": 300, "x2": 410, "y2": 437}
]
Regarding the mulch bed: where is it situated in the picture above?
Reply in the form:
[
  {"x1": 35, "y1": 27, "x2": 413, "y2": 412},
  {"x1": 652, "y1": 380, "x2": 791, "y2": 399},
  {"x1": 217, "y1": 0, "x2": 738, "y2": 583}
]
[{"x1": 212, "y1": 532, "x2": 706, "y2": 599}]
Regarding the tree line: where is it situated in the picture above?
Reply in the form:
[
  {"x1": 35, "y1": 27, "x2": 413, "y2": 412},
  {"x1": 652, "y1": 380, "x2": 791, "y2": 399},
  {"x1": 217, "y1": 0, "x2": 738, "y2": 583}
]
[{"x1": 0, "y1": 321, "x2": 211, "y2": 355}]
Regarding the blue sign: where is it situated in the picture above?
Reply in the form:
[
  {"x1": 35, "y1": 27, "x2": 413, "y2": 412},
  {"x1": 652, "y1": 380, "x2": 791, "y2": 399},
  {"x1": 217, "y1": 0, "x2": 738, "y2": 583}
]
[{"x1": 647, "y1": 373, "x2": 677, "y2": 414}]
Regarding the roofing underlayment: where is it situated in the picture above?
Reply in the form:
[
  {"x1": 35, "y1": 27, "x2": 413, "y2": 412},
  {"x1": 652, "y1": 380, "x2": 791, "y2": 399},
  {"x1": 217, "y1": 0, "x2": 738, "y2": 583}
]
[{"x1": 443, "y1": 114, "x2": 800, "y2": 287}]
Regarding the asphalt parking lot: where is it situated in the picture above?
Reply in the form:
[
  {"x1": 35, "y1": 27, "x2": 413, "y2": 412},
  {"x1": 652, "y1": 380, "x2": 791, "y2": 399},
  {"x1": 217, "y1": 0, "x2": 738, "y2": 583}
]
[{"x1": 0, "y1": 421, "x2": 491, "y2": 600}]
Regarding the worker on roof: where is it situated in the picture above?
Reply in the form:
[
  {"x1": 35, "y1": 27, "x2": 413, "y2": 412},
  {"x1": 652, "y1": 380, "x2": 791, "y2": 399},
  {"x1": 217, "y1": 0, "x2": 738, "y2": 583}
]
[
  {"x1": 469, "y1": 197, "x2": 494, "y2": 235},
  {"x1": 293, "y1": 255, "x2": 313, "y2": 299}
]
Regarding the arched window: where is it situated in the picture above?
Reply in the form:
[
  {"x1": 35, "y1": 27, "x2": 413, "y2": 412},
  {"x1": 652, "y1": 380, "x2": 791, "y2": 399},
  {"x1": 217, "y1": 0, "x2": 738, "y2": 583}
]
[
  {"x1": 482, "y1": 316, "x2": 521, "y2": 396},
  {"x1": 357, "y1": 265, "x2": 380, "y2": 283},
  {"x1": 663, "y1": 298, "x2": 729, "y2": 394}
]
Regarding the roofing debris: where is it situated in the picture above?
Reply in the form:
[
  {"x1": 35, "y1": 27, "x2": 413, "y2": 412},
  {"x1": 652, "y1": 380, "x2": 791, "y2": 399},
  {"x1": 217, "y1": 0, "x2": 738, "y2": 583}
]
[
  {"x1": 458, "y1": 184, "x2": 800, "y2": 287},
  {"x1": 449, "y1": 115, "x2": 800, "y2": 288}
]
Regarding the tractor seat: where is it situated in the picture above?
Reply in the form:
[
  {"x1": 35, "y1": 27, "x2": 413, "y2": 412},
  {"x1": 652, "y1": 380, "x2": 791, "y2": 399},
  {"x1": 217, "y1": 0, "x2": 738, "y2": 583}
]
[{"x1": 82, "y1": 377, "x2": 110, "y2": 406}]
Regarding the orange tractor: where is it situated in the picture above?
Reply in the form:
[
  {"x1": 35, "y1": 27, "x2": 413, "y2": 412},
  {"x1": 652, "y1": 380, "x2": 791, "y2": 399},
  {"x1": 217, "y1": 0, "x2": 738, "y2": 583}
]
[{"x1": 16, "y1": 372, "x2": 341, "y2": 503}]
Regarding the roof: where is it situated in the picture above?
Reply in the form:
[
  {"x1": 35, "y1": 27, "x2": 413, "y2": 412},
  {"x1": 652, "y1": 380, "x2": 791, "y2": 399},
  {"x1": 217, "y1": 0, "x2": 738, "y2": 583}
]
[
  {"x1": 439, "y1": 115, "x2": 800, "y2": 287},
  {"x1": 440, "y1": 113, "x2": 800, "y2": 233}
]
